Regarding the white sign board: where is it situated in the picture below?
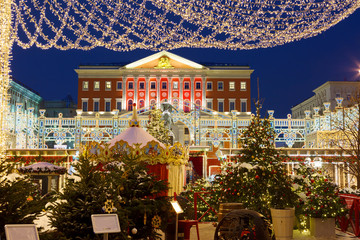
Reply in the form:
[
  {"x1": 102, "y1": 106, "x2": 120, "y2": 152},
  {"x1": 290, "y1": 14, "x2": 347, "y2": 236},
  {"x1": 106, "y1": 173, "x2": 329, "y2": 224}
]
[
  {"x1": 5, "y1": 224, "x2": 39, "y2": 240},
  {"x1": 91, "y1": 214, "x2": 121, "y2": 234}
]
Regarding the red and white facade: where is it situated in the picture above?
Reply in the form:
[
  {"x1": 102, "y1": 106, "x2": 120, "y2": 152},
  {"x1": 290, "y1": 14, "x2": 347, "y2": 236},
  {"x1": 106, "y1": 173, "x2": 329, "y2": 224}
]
[{"x1": 76, "y1": 51, "x2": 253, "y2": 113}]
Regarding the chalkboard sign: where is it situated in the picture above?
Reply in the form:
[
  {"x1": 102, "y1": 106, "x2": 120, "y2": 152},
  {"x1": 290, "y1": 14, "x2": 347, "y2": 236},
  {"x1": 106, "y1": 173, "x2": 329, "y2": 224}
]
[
  {"x1": 91, "y1": 214, "x2": 121, "y2": 234},
  {"x1": 5, "y1": 224, "x2": 40, "y2": 240}
]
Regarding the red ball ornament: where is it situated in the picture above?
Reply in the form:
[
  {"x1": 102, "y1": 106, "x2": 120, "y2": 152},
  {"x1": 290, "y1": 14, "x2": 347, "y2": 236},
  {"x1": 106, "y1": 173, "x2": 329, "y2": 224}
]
[{"x1": 255, "y1": 175, "x2": 259, "y2": 179}]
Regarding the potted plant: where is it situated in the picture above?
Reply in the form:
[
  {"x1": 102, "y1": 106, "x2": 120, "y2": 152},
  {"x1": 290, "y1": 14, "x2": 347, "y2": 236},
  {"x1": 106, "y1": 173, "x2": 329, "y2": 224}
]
[
  {"x1": 213, "y1": 107, "x2": 300, "y2": 240},
  {"x1": 295, "y1": 164, "x2": 347, "y2": 238}
]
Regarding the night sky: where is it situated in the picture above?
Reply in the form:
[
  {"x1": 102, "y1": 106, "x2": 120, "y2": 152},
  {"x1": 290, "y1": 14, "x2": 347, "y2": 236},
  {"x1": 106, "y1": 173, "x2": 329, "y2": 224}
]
[{"x1": 10, "y1": 8, "x2": 360, "y2": 118}]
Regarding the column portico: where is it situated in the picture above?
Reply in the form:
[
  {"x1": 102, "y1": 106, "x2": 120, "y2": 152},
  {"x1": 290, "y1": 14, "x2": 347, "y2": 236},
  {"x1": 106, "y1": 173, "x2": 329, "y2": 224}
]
[
  {"x1": 145, "y1": 77, "x2": 150, "y2": 107},
  {"x1": 202, "y1": 76, "x2": 206, "y2": 108},
  {"x1": 122, "y1": 76, "x2": 126, "y2": 110},
  {"x1": 190, "y1": 77, "x2": 194, "y2": 110}
]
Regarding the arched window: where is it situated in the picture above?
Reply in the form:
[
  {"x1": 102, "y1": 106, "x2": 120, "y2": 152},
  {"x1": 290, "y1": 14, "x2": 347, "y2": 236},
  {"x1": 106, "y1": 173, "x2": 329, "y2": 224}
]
[
  {"x1": 184, "y1": 101, "x2": 190, "y2": 113},
  {"x1": 150, "y1": 100, "x2": 156, "y2": 109},
  {"x1": 195, "y1": 100, "x2": 201, "y2": 110},
  {"x1": 139, "y1": 100, "x2": 145, "y2": 108},
  {"x1": 128, "y1": 100, "x2": 133, "y2": 111}
]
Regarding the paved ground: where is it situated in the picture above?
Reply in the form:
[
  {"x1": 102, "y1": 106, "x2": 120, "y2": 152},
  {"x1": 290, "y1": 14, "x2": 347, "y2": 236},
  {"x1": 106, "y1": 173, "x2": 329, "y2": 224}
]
[{"x1": 184, "y1": 222, "x2": 360, "y2": 240}]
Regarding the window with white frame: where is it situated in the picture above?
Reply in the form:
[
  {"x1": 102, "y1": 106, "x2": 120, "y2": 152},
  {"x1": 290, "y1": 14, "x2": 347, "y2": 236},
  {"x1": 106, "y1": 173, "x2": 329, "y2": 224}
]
[
  {"x1": 241, "y1": 82, "x2": 246, "y2": 91},
  {"x1": 128, "y1": 81, "x2": 134, "y2": 90},
  {"x1": 184, "y1": 82, "x2": 190, "y2": 90},
  {"x1": 150, "y1": 82, "x2": 156, "y2": 89},
  {"x1": 218, "y1": 99, "x2": 224, "y2": 112},
  {"x1": 116, "y1": 99, "x2": 122, "y2": 111},
  {"x1": 207, "y1": 81, "x2": 212, "y2": 90},
  {"x1": 139, "y1": 82, "x2": 145, "y2": 89},
  {"x1": 173, "y1": 82, "x2": 178, "y2": 89},
  {"x1": 229, "y1": 99, "x2": 235, "y2": 111},
  {"x1": 105, "y1": 99, "x2": 111, "y2": 112},
  {"x1": 206, "y1": 99, "x2": 213, "y2": 109},
  {"x1": 195, "y1": 82, "x2": 201, "y2": 90},
  {"x1": 93, "y1": 98, "x2": 100, "y2": 112},
  {"x1": 82, "y1": 81, "x2": 89, "y2": 91},
  {"x1": 229, "y1": 82, "x2": 235, "y2": 91},
  {"x1": 116, "y1": 81, "x2": 122, "y2": 90},
  {"x1": 82, "y1": 98, "x2": 88, "y2": 112},
  {"x1": 94, "y1": 81, "x2": 100, "y2": 91},
  {"x1": 218, "y1": 81, "x2": 224, "y2": 91},
  {"x1": 105, "y1": 81, "x2": 111, "y2": 91},
  {"x1": 241, "y1": 99, "x2": 247, "y2": 112}
]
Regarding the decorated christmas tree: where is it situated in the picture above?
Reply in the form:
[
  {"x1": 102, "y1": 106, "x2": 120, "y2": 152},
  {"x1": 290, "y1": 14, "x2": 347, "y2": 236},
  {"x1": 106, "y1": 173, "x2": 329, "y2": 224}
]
[
  {"x1": 213, "y1": 105, "x2": 299, "y2": 219},
  {"x1": 294, "y1": 163, "x2": 346, "y2": 219},
  {"x1": 147, "y1": 105, "x2": 172, "y2": 145},
  {"x1": 49, "y1": 150, "x2": 172, "y2": 240},
  {"x1": 0, "y1": 161, "x2": 49, "y2": 239}
]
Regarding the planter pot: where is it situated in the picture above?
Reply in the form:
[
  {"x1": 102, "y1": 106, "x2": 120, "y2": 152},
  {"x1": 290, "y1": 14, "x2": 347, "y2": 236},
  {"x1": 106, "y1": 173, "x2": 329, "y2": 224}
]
[
  {"x1": 218, "y1": 202, "x2": 243, "y2": 222},
  {"x1": 310, "y1": 217, "x2": 335, "y2": 238},
  {"x1": 270, "y1": 208, "x2": 295, "y2": 240}
]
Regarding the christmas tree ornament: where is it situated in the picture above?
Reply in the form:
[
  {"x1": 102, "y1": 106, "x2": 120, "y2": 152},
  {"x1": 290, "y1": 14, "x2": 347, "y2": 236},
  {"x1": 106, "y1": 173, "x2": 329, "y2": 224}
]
[
  {"x1": 151, "y1": 215, "x2": 162, "y2": 228},
  {"x1": 103, "y1": 199, "x2": 117, "y2": 213},
  {"x1": 131, "y1": 228, "x2": 138, "y2": 234}
]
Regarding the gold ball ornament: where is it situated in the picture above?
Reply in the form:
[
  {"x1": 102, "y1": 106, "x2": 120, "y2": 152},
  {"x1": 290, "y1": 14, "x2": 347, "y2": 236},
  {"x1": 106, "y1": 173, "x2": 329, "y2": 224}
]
[{"x1": 151, "y1": 215, "x2": 161, "y2": 228}]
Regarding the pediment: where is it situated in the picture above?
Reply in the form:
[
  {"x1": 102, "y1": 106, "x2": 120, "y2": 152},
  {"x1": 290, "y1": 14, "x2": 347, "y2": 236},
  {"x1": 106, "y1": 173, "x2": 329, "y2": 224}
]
[{"x1": 124, "y1": 51, "x2": 205, "y2": 69}]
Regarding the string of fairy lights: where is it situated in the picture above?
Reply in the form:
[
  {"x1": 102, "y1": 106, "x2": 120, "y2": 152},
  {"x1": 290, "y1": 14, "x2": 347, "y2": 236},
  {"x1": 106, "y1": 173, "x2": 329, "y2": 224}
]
[
  {"x1": 10, "y1": 0, "x2": 360, "y2": 51},
  {"x1": 0, "y1": 0, "x2": 360, "y2": 157}
]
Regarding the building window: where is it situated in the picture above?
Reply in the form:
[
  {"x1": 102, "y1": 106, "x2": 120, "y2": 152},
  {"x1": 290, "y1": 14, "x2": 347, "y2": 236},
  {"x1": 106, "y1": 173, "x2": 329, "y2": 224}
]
[
  {"x1": 218, "y1": 99, "x2": 224, "y2": 112},
  {"x1": 128, "y1": 81, "x2": 134, "y2": 90},
  {"x1": 116, "y1": 99, "x2": 122, "y2": 111},
  {"x1": 241, "y1": 99, "x2": 247, "y2": 112},
  {"x1": 105, "y1": 81, "x2": 111, "y2": 91},
  {"x1": 218, "y1": 81, "x2": 223, "y2": 91},
  {"x1": 139, "y1": 100, "x2": 145, "y2": 108},
  {"x1": 105, "y1": 99, "x2": 111, "y2": 112},
  {"x1": 196, "y1": 82, "x2": 201, "y2": 90},
  {"x1": 139, "y1": 82, "x2": 145, "y2": 89},
  {"x1": 229, "y1": 82, "x2": 235, "y2": 91},
  {"x1": 184, "y1": 101, "x2": 190, "y2": 112},
  {"x1": 241, "y1": 82, "x2": 246, "y2": 91},
  {"x1": 195, "y1": 100, "x2": 201, "y2": 110},
  {"x1": 150, "y1": 99, "x2": 156, "y2": 109},
  {"x1": 82, "y1": 81, "x2": 89, "y2": 91},
  {"x1": 94, "y1": 81, "x2": 100, "y2": 91},
  {"x1": 347, "y1": 94, "x2": 351, "y2": 101},
  {"x1": 184, "y1": 128, "x2": 189, "y2": 134},
  {"x1": 82, "y1": 99, "x2": 88, "y2": 112},
  {"x1": 207, "y1": 81, "x2": 212, "y2": 90},
  {"x1": 150, "y1": 82, "x2": 156, "y2": 89},
  {"x1": 128, "y1": 100, "x2": 133, "y2": 111},
  {"x1": 162, "y1": 82, "x2": 167, "y2": 90},
  {"x1": 173, "y1": 82, "x2": 178, "y2": 89},
  {"x1": 93, "y1": 99, "x2": 99, "y2": 112},
  {"x1": 206, "y1": 99, "x2": 213, "y2": 109},
  {"x1": 116, "y1": 81, "x2": 122, "y2": 90},
  {"x1": 184, "y1": 82, "x2": 190, "y2": 90},
  {"x1": 229, "y1": 99, "x2": 235, "y2": 111}
]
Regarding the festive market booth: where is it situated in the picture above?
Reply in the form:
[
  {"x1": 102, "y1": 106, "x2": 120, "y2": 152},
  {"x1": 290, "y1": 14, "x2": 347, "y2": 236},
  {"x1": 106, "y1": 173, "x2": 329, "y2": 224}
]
[
  {"x1": 6, "y1": 149, "x2": 76, "y2": 193},
  {"x1": 18, "y1": 162, "x2": 67, "y2": 194},
  {"x1": 85, "y1": 106, "x2": 189, "y2": 196}
]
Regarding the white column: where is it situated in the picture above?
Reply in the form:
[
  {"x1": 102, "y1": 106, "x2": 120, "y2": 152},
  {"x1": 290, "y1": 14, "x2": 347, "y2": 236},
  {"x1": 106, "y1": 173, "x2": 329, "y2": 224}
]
[
  {"x1": 134, "y1": 77, "x2": 138, "y2": 105},
  {"x1": 202, "y1": 76, "x2": 206, "y2": 108},
  {"x1": 180, "y1": 77, "x2": 184, "y2": 107},
  {"x1": 190, "y1": 77, "x2": 194, "y2": 110},
  {"x1": 157, "y1": 77, "x2": 160, "y2": 104},
  {"x1": 145, "y1": 77, "x2": 150, "y2": 108},
  {"x1": 122, "y1": 76, "x2": 126, "y2": 110},
  {"x1": 169, "y1": 76, "x2": 172, "y2": 102}
]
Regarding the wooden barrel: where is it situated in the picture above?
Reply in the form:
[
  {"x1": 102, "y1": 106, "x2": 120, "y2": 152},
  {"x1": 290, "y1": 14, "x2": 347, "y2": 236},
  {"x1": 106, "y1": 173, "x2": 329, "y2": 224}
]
[{"x1": 218, "y1": 203, "x2": 243, "y2": 222}]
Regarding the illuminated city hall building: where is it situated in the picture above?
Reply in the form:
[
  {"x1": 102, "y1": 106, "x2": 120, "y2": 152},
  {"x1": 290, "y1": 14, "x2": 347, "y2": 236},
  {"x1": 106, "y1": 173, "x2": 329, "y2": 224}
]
[{"x1": 76, "y1": 51, "x2": 253, "y2": 114}]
